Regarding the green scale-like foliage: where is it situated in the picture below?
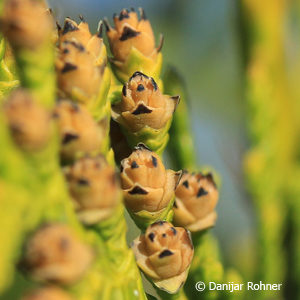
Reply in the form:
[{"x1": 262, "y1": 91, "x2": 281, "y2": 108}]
[{"x1": 0, "y1": 38, "x2": 19, "y2": 100}]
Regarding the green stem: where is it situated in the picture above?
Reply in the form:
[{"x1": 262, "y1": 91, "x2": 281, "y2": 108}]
[
  {"x1": 13, "y1": 42, "x2": 55, "y2": 108},
  {"x1": 163, "y1": 66, "x2": 196, "y2": 170},
  {"x1": 184, "y1": 232, "x2": 224, "y2": 300}
]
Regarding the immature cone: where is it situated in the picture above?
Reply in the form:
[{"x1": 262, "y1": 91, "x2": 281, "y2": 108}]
[
  {"x1": 21, "y1": 224, "x2": 93, "y2": 284},
  {"x1": 56, "y1": 40, "x2": 104, "y2": 103},
  {"x1": 132, "y1": 221, "x2": 194, "y2": 294},
  {"x1": 3, "y1": 89, "x2": 51, "y2": 151},
  {"x1": 64, "y1": 155, "x2": 120, "y2": 225},
  {"x1": 173, "y1": 172, "x2": 219, "y2": 232},
  {"x1": 0, "y1": 0, "x2": 53, "y2": 49},
  {"x1": 112, "y1": 72, "x2": 179, "y2": 153},
  {"x1": 56, "y1": 15, "x2": 110, "y2": 112},
  {"x1": 22, "y1": 287, "x2": 73, "y2": 300},
  {"x1": 58, "y1": 17, "x2": 105, "y2": 65},
  {"x1": 120, "y1": 144, "x2": 181, "y2": 229},
  {"x1": 105, "y1": 8, "x2": 163, "y2": 82},
  {"x1": 54, "y1": 100, "x2": 104, "y2": 162}
]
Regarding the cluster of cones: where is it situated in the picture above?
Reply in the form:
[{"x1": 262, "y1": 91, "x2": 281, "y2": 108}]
[{"x1": 0, "y1": 0, "x2": 219, "y2": 298}]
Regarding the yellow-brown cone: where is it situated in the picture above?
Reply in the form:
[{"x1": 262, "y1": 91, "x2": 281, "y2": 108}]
[
  {"x1": 59, "y1": 17, "x2": 91, "y2": 45},
  {"x1": 105, "y1": 8, "x2": 161, "y2": 63},
  {"x1": 3, "y1": 89, "x2": 51, "y2": 151},
  {"x1": 56, "y1": 40, "x2": 104, "y2": 101},
  {"x1": 112, "y1": 71, "x2": 179, "y2": 132},
  {"x1": 0, "y1": 0, "x2": 53, "y2": 49},
  {"x1": 22, "y1": 287, "x2": 73, "y2": 300},
  {"x1": 53, "y1": 100, "x2": 104, "y2": 161},
  {"x1": 173, "y1": 172, "x2": 219, "y2": 232},
  {"x1": 120, "y1": 144, "x2": 180, "y2": 213},
  {"x1": 21, "y1": 224, "x2": 93, "y2": 284},
  {"x1": 58, "y1": 17, "x2": 105, "y2": 65},
  {"x1": 64, "y1": 155, "x2": 120, "y2": 224},
  {"x1": 132, "y1": 221, "x2": 194, "y2": 294}
]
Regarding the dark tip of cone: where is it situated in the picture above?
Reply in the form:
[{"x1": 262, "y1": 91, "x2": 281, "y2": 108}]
[
  {"x1": 79, "y1": 14, "x2": 85, "y2": 22},
  {"x1": 132, "y1": 104, "x2": 152, "y2": 115},
  {"x1": 122, "y1": 85, "x2": 127, "y2": 96},
  {"x1": 62, "y1": 19, "x2": 79, "y2": 35},
  {"x1": 174, "y1": 170, "x2": 183, "y2": 189},
  {"x1": 197, "y1": 187, "x2": 208, "y2": 198},
  {"x1": 129, "y1": 186, "x2": 148, "y2": 195},
  {"x1": 62, "y1": 40, "x2": 85, "y2": 52},
  {"x1": 171, "y1": 95, "x2": 180, "y2": 112},
  {"x1": 148, "y1": 232, "x2": 155, "y2": 242},
  {"x1": 119, "y1": 9, "x2": 129, "y2": 21},
  {"x1": 171, "y1": 227, "x2": 177, "y2": 235},
  {"x1": 206, "y1": 172, "x2": 217, "y2": 188},
  {"x1": 131, "y1": 161, "x2": 139, "y2": 169},
  {"x1": 151, "y1": 220, "x2": 167, "y2": 227},
  {"x1": 103, "y1": 18, "x2": 111, "y2": 31},
  {"x1": 119, "y1": 26, "x2": 140, "y2": 41},
  {"x1": 139, "y1": 7, "x2": 147, "y2": 20},
  {"x1": 97, "y1": 21, "x2": 103, "y2": 38},
  {"x1": 56, "y1": 21, "x2": 62, "y2": 31},
  {"x1": 183, "y1": 180, "x2": 189, "y2": 188},
  {"x1": 137, "y1": 84, "x2": 145, "y2": 92},
  {"x1": 130, "y1": 71, "x2": 148, "y2": 81},
  {"x1": 151, "y1": 155, "x2": 158, "y2": 167},
  {"x1": 157, "y1": 34, "x2": 164, "y2": 52},
  {"x1": 61, "y1": 62, "x2": 78, "y2": 73},
  {"x1": 77, "y1": 178, "x2": 90, "y2": 186},
  {"x1": 62, "y1": 133, "x2": 79, "y2": 144},
  {"x1": 135, "y1": 143, "x2": 151, "y2": 152},
  {"x1": 150, "y1": 77, "x2": 158, "y2": 90}
]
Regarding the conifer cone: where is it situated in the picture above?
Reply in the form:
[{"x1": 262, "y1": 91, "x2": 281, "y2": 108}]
[
  {"x1": 105, "y1": 8, "x2": 163, "y2": 83},
  {"x1": 53, "y1": 100, "x2": 104, "y2": 162},
  {"x1": 0, "y1": 0, "x2": 57, "y2": 108},
  {"x1": 3, "y1": 89, "x2": 51, "y2": 152},
  {"x1": 132, "y1": 221, "x2": 194, "y2": 294},
  {"x1": 120, "y1": 144, "x2": 181, "y2": 229},
  {"x1": 21, "y1": 224, "x2": 93, "y2": 284},
  {"x1": 112, "y1": 72, "x2": 179, "y2": 154},
  {"x1": 56, "y1": 40, "x2": 103, "y2": 103},
  {"x1": 0, "y1": 0, "x2": 53, "y2": 50},
  {"x1": 173, "y1": 171, "x2": 219, "y2": 232},
  {"x1": 58, "y1": 16, "x2": 106, "y2": 66},
  {"x1": 64, "y1": 155, "x2": 120, "y2": 225},
  {"x1": 56, "y1": 17, "x2": 110, "y2": 120}
]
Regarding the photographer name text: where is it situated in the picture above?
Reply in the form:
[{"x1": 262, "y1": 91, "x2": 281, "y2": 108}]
[{"x1": 195, "y1": 281, "x2": 282, "y2": 293}]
